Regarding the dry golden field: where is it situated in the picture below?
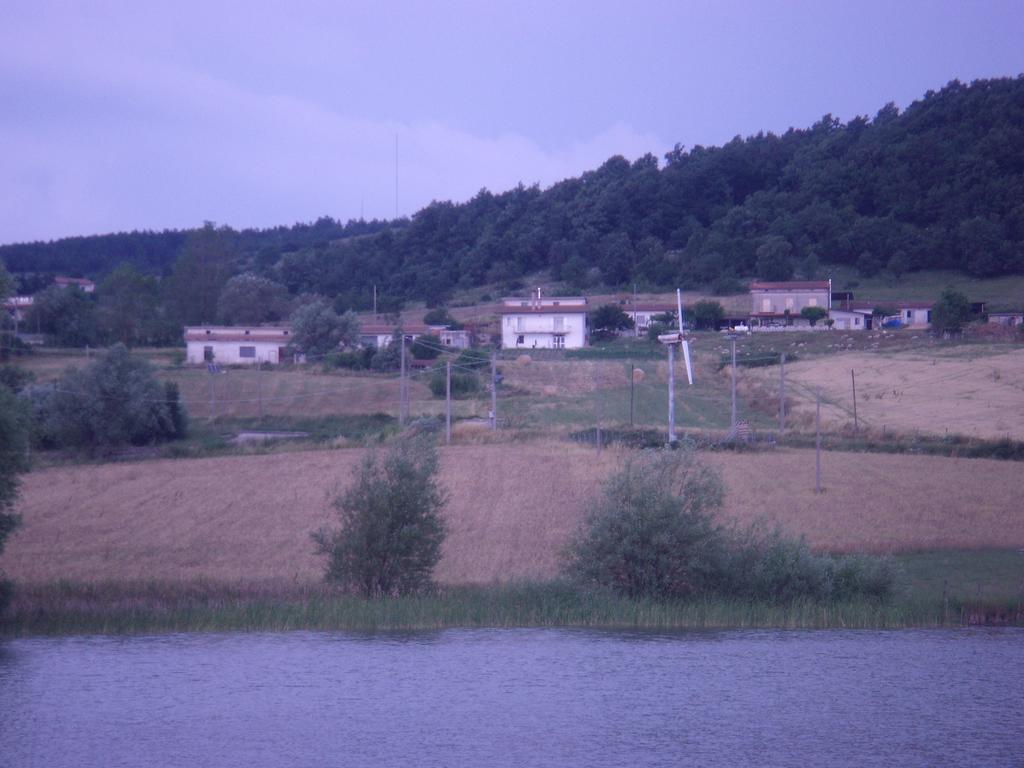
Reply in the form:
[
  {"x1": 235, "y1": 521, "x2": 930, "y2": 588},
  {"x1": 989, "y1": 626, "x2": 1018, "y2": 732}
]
[
  {"x1": 743, "y1": 345, "x2": 1024, "y2": 439},
  {"x1": 4, "y1": 443, "x2": 1023, "y2": 587}
]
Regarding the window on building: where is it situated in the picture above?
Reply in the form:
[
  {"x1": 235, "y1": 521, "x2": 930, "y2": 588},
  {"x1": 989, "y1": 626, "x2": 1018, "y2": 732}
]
[
  {"x1": 515, "y1": 317, "x2": 524, "y2": 332},
  {"x1": 854, "y1": 317, "x2": 861, "y2": 326},
  {"x1": 785, "y1": 298, "x2": 795, "y2": 310},
  {"x1": 761, "y1": 298, "x2": 772, "y2": 312},
  {"x1": 906, "y1": 310, "x2": 912, "y2": 320},
  {"x1": 553, "y1": 335, "x2": 565, "y2": 349},
  {"x1": 239, "y1": 346, "x2": 256, "y2": 358},
  {"x1": 516, "y1": 335, "x2": 524, "y2": 345},
  {"x1": 927, "y1": 310, "x2": 932, "y2": 323},
  {"x1": 808, "y1": 298, "x2": 817, "y2": 307},
  {"x1": 204, "y1": 346, "x2": 214, "y2": 362},
  {"x1": 553, "y1": 316, "x2": 564, "y2": 332}
]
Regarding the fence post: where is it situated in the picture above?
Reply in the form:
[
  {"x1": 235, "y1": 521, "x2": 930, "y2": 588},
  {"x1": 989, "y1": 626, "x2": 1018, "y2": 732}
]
[
  {"x1": 815, "y1": 387, "x2": 822, "y2": 494},
  {"x1": 445, "y1": 359, "x2": 452, "y2": 445},
  {"x1": 779, "y1": 352, "x2": 786, "y2": 434}
]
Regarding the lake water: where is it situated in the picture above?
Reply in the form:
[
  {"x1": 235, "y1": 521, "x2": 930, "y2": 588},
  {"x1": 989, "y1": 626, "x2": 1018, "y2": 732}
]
[{"x1": 1, "y1": 628, "x2": 1021, "y2": 767}]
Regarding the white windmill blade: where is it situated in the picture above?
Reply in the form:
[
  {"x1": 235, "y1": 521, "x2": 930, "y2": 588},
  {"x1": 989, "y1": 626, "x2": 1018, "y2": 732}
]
[{"x1": 682, "y1": 339, "x2": 694, "y2": 385}]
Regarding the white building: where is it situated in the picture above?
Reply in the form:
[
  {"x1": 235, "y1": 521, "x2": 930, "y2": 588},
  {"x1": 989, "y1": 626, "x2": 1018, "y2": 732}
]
[
  {"x1": 185, "y1": 326, "x2": 293, "y2": 365},
  {"x1": 358, "y1": 324, "x2": 430, "y2": 349},
  {"x1": 54, "y1": 276, "x2": 95, "y2": 293},
  {"x1": 894, "y1": 302, "x2": 933, "y2": 328},
  {"x1": 499, "y1": 294, "x2": 588, "y2": 349},
  {"x1": 628, "y1": 302, "x2": 676, "y2": 335}
]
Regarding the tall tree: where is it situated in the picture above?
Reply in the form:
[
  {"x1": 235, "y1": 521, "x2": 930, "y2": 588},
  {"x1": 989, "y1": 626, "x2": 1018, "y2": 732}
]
[
  {"x1": 167, "y1": 222, "x2": 237, "y2": 325},
  {"x1": 217, "y1": 273, "x2": 291, "y2": 325}
]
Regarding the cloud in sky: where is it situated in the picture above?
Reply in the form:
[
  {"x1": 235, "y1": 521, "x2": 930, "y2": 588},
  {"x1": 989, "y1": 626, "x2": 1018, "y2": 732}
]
[{"x1": 2, "y1": 1, "x2": 1023, "y2": 243}]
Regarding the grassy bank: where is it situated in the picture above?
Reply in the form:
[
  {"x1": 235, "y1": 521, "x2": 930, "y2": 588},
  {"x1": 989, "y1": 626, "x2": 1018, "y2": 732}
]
[{"x1": 4, "y1": 569, "x2": 1021, "y2": 637}]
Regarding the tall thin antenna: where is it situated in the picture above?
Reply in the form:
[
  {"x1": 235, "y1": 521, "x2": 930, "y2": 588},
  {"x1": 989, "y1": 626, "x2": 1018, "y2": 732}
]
[{"x1": 394, "y1": 133, "x2": 399, "y2": 220}]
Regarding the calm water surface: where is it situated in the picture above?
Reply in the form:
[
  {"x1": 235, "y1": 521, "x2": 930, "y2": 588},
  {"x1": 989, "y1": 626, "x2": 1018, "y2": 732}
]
[{"x1": 1, "y1": 628, "x2": 1021, "y2": 767}]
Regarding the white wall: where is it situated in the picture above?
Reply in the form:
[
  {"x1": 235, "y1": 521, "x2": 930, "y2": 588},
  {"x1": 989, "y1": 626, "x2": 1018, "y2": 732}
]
[
  {"x1": 501, "y1": 313, "x2": 587, "y2": 349},
  {"x1": 186, "y1": 340, "x2": 284, "y2": 365}
]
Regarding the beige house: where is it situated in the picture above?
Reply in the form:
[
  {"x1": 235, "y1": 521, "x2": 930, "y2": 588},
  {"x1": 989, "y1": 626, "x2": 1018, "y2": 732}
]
[
  {"x1": 185, "y1": 326, "x2": 293, "y2": 365},
  {"x1": 500, "y1": 293, "x2": 588, "y2": 349},
  {"x1": 750, "y1": 281, "x2": 831, "y2": 327}
]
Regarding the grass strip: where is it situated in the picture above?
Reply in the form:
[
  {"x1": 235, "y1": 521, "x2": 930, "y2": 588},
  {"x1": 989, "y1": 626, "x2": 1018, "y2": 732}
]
[{"x1": 3, "y1": 580, "x2": 1020, "y2": 637}]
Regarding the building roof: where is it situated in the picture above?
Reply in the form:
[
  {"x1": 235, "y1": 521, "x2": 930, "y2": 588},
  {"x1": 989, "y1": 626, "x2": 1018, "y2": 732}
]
[
  {"x1": 498, "y1": 305, "x2": 590, "y2": 315},
  {"x1": 628, "y1": 303, "x2": 676, "y2": 312},
  {"x1": 360, "y1": 324, "x2": 431, "y2": 335},
  {"x1": 184, "y1": 326, "x2": 291, "y2": 343},
  {"x1": 750, "y1": 281, "x2": 831, "y2": 291},
  {"x1": 54, "y1": 276, "x2": 95, "y2": 288}
]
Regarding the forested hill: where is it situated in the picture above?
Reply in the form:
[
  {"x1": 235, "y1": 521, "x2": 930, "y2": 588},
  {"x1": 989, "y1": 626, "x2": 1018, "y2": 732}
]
[{"x1": 3, "y1": 76, "x2": 1023, "y2": 308}]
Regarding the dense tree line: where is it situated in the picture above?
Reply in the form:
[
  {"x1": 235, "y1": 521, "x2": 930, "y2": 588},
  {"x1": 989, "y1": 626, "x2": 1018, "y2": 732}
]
[{"x1": 2, "y1": 77, "x2": 1023, "y2": 325}]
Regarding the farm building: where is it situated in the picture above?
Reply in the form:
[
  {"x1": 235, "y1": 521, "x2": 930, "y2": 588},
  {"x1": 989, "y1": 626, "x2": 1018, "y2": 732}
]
[
  {"x1": 185, "y1": 326, "x2": 293, "y2": 365},
  {"x1": 627, "y1": 302, "x2": 676, "y2": 335},
  {"x1": 499, "y1": 292, "x2": 588, "y2": 349},
  {"x1": 54, "y1": 276, "x2": 95, "y2": 292},
  {"x1": 358, "y1": 324, "x2": 431, "y2": 349},
  {"x1": 749, "y1": 281, "x2": 831, "y2": 327},
  {"x1": 893, "y1": 302, "x2": 933, "y2": 328},
  {"x1": 987, "y1": 310, "x2": 1022, "y2": 327}
]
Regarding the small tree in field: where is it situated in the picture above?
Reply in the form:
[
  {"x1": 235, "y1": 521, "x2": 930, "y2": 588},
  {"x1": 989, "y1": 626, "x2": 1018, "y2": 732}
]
[
  {"x1": 0, "y1": 382, "x2": 31, "y2": 612},
  {"x1": 565, "y1": 447, "x2": 726, "y2": 599},
  {"x1": 800, "y1": 306, "x2": 828, "y2": 326},
  {"x1": 313, "y1": 438, "x2": 447, "y2": 597}
]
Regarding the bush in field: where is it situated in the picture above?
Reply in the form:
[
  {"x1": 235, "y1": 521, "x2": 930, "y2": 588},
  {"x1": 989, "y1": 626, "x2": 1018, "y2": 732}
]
[
  {"x1": 313, "y1": 437, "x2": 448, "y2": 597},
  {"x1": 31, "y1": 344, "x2": 187, "y2": 452},
  {"x1": 428, "y1": 363, "x2": 481, "y2": 398},
  {"x1": 566, "y1": 447, "x2": 897, "y2": 603},
  {"x1": 565, "y1": 448, "x2": 727, "y2": 599},
  {"x1": 0, "y1": 382, "x2": 31, "y2": 613}
]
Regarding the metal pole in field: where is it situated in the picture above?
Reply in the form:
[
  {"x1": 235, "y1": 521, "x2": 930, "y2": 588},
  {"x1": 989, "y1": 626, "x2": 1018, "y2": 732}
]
[
  {"x1": 595, "y1": 370, "x2": 603, "y2": 454},
  {"x1": 209, "y1": 373, "x2": 216, "y2": 422},
  {"x1": 490, "y1": 351, "x2": 497, "y2": 430},
  {"x1": 815, "y1": 388, "x2": 822, "y2": 494},
  {"x1": 445, "y1": 359, "x2": 452, "y2": 445},
  {"x1": 257, "y1": 361, "x2": 264, "y2": 419},
  {"x1": 779, "y1": 352, "x2": 786, "y2": 434},
  {"x1": 728, "y1": 334, "x2": 738, "y2": 431},
  {"x1": 399, "y1": 334, "x2": 407, "y2": 427},
  {"x1": 851, "y1": 368, "x2": 859, "y2": 435},
  {"x1": 629, "y1": 363, "x2": 635, "y2": 427},
  {"x1": 667, "y1": 343, "x2": 676, "y2": 443}
]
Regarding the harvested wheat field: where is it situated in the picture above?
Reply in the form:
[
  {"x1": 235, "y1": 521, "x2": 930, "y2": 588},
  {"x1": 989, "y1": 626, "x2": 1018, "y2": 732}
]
[
  {"x1": 744, "y1": 346, "x2": 1024, "y2": 439},
  {"x1": 4, "y1": 443, "x2": 1024, "y2": 586}
]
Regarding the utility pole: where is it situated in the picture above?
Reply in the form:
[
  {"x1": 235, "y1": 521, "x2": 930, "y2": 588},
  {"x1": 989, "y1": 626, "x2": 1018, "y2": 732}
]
[
  {"x1": 490, "y1": 351, "x2": 497, "y2": 431},
  {"x1": 667, "y1": 343, "x2": 676, "y2": 444},
  {"x1": 445, "y1": 359, "x2": 452, "y2": 445},
  {"x1": 209, "y1": 373, "x2": 216, "y2": 422},
  {"x1": 815, "y1": 388, "x2": 822, "y2": 494},
  {"x1": 726, "y1": 333, "x2": 739, "y2": 431},
  {"x1": 373, "y1": 285, "x2": 377, "y2": 317},
  {"x1": 779, "y1": 352, "x2": 786, "y2": 434},
  {"x1": 629, "y1": 363, "x2": 635, "y2": 427},
  {"x1": 257, "y1": 360, "x2": 264, "y2": 419},
  {"x1": 595, "y1": 370, "x2": 603, "y2": 454},
  {"x1": 851, "y1": 368, "x2": 859, "y2": 435},
  {"x1": 399, "y1": 334, "x2": 407, "y2": 427}
]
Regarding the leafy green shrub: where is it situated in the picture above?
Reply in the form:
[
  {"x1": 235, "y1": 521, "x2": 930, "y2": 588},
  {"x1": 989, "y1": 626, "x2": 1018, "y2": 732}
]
[
  {"x1": 0, "y1": 382, "x2": 31, "y2": 614},
  {"x1": 566, "y1": 448, "x2": 898, "y2": 604},
  {"x1": 326, "y1": 347, "x2": 375, "y2": 370},
  {"x1": 313, "y1": 437, "x2": 448, "y2": 597},
  {"x1": 565, "y1": 448, "x2": 727, "y2": 599},
  {"x1": 30, "y1": 344, "x2": 187, "y2": 452},
  {"x1": 428, "y1": 363, "x2": 481, "y2": 398},
  {"x1": 410, "y1": 337, "x2": 441, "y2": 360}
]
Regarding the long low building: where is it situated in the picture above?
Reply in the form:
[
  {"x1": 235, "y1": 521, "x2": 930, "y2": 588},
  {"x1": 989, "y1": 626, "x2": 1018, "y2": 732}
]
[{"x1": 184, "y1": 326, "x2": 293, "y2": 365}]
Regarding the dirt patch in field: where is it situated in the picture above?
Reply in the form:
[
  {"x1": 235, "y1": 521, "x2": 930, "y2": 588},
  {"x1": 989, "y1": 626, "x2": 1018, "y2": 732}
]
[
  {"x1": 5, "y1": 443, "x2": 1023, "y2": 587},
  {"x1": 743, "y1": 346, "x2": 1024, "y2": 440}
]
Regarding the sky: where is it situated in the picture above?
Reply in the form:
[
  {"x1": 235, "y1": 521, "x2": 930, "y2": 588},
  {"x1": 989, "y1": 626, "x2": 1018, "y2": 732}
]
[{"x1": 2, "y1": 0, "x2": 1023, "y2": 244}]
